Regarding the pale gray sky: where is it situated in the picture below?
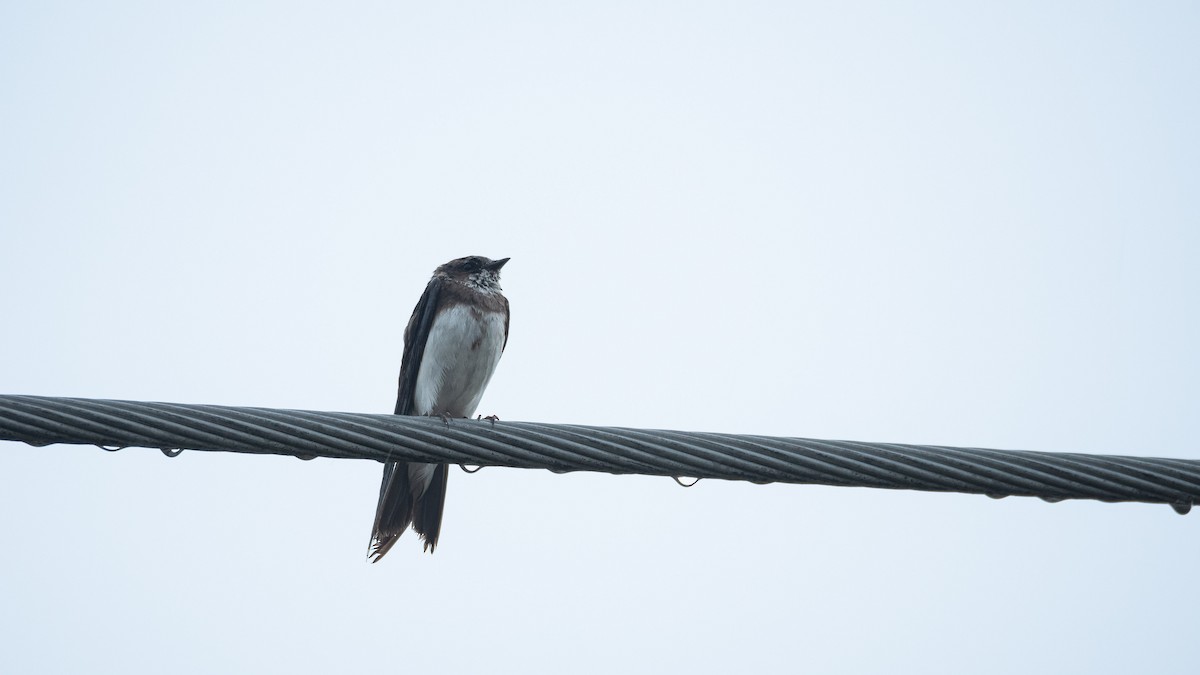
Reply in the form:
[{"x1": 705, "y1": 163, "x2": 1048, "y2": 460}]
[{"x1": 2, "y1": 2, "x2": 1198, "y2": 673}]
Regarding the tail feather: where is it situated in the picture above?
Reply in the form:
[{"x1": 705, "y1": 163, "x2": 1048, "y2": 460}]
[
  {"x1": 369, "y1": 461, "x2": 413, "y2": 563},
  {"x1": 369, "y1": 461, "x2": 449, "y2": 561},
  {"x1": 411, "y1": 464, "x2": 449, "y2": 553}
]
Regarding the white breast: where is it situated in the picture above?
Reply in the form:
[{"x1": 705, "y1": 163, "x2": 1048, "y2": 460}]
[{"x1": 413, "y1": 304, "x2": 507, "y2": 418}]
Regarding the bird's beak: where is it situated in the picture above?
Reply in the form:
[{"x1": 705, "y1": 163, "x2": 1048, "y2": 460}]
[{"x1": 485, "y1": 257, "x2": 510, "y2": 271}]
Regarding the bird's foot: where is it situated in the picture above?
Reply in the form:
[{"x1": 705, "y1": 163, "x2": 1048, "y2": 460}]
[{"x1": 476, "y1": 414, "x2": 501, "y2": 427}]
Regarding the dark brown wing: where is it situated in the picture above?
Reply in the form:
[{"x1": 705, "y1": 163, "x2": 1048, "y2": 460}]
[
  {"x1": 394, "y1": 276, "x2": 444, "y2": 415},
  {"x1": 370, "y1": 276, "x2": 444, "y2": 561},
  {"x1": 500, "y1": 294, "x2": 510, "y2": 351}
]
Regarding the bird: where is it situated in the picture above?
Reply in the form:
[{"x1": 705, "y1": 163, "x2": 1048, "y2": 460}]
[{"x1": 369, "y1": 255, "x2": 511, "y2": 562}]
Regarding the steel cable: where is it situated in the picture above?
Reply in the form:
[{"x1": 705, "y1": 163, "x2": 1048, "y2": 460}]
[{"x1": 0, "y1": 394, "x2": 1195, "y2": 515}]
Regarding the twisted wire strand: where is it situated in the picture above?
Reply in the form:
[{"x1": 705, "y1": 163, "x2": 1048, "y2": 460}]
[{"x1": 0, "y1": 395, "x2": 1196, "y2": 514}]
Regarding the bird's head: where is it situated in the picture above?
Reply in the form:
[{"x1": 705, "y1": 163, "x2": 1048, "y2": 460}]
[{"x1": 436, "y1": 255, "x2": 509, "y2": 292}]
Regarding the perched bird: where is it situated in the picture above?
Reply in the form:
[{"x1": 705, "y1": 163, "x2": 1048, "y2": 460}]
[{"x1": 369, "y1": 255, "x2": 511, "y2": 562}]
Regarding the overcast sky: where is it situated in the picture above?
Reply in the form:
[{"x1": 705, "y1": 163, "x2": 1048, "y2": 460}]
[{"x1": 2, "y1": 2, "x2": 1198, "y2": 673}]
